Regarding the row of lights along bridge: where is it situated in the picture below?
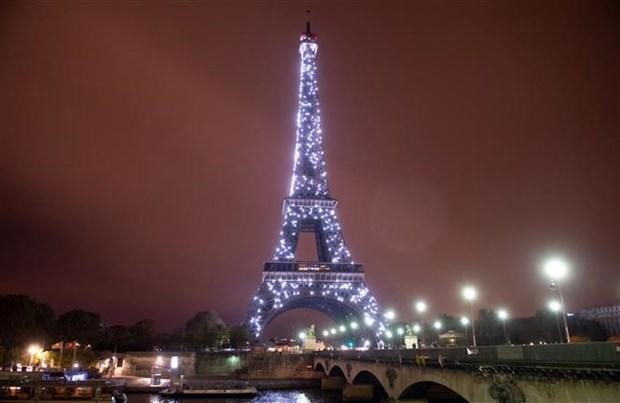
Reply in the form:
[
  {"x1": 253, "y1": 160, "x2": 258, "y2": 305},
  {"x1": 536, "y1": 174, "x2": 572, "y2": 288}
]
[{"x1": 304, "y1": 256, "x2": 572, "y2": 348}]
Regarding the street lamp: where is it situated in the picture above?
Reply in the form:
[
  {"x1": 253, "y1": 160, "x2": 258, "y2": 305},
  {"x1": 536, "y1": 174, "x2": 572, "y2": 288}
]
[
  {"x1": 414, "y1": 300, "x2": 427, "y2": 347},
  {"x1": 415, "y1": 300, "x2": 427, "y2": 313},
  {"x1": 433, "y1": 321, "x2": 442, "y2": 331},
  {"x1": 27, "y1": 344, "x2": 41, "y2": 366},
  {"x1": 462, "y1": 286, "x2": 478, "y2": 347},
  {"x1": 497, "y1": 309, "x2": 510, "y2": 344},
  {"x1": 322, "y1": 330, "x2": 329, "y2": 338},
  {"x1": 543, "y1": 257, "x2": 571, "y2": 343},
  {"x1": 350, "y1": 321, "x2": 359, "y2": 330},
  {"x1": 460, "y1": 316, "x2": 469, "y2": 343},
  {"x1": 384, "y1": 309, "x2": 396, "y2": 321},
  {"x1": 548, "y1": 299, "x2": 564, "y2": 343},
  {"x1": 298, "y1": 331, "x2": 306, "y2": 340}
]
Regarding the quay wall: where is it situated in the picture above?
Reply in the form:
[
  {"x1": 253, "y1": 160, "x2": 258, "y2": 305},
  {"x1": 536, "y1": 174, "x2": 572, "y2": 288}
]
[{"x1": 110, "y1": 351, "x2": 317, "y2": 380}]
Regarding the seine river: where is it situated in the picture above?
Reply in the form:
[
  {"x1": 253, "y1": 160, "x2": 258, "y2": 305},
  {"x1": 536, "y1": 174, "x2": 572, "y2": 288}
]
[{"x1": 128, "y1": 391, "x2": 343, "y2": 403}]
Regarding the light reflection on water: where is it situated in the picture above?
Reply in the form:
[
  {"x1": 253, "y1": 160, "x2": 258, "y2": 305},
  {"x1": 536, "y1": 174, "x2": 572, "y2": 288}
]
[{"x1": 130, "y1": 391, "x2": 341, "y2": 403}]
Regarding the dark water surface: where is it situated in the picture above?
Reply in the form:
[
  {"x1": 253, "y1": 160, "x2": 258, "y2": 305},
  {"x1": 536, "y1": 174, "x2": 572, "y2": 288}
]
[{"x1": 128, "y1": 391, "x2": 343, "y2": 403}]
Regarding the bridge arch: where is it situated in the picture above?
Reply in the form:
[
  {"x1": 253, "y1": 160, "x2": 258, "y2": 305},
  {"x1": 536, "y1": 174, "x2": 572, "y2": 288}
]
[
  {"x1": 351, "y1": 370, "x2": 389, "y2": 400},
  {"x1": 399, "y1": 380, "x2": 468, "y2": 402},
  {"x1": 314, "y1": 362, "x2": 326, "y2": 373},
  {"x1": 327, "y1": 364, "x2": 346, "y2": 378}
]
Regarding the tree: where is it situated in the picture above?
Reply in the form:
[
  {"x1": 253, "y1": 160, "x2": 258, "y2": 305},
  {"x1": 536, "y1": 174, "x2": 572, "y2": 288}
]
[
  {"x1": 127, "y1": 320, "x2": 155, "y2": 351},
  {"x1": 183, "y1": 311, "x2": 228, "y2": 350},
  {"x1": 227, "y1": 326, "x2": 250, "y2": 349},
  {"x1": 436, "y1": 314, "x2": 460, "y2": 333},
  {"x1": 101, "y1": 325, "x2": 131, "y2": 352},
  {"x1": 55, "y1": 309, "x2": 104, "y2": 347},
  {"x1": 509, "y1": 310, "x2": 566, "y2": 344},
  {"x1": 476, "y1": 309, "x2": 504, "y2": 346},
  {"x1": 0, "y1": 295, "x2": 55, "y2": 359}
]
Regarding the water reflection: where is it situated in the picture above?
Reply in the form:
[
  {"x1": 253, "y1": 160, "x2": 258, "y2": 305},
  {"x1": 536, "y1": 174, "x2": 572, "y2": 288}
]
[{"x1": 133, "y1": 390, "x2": 340, "y2": 403}]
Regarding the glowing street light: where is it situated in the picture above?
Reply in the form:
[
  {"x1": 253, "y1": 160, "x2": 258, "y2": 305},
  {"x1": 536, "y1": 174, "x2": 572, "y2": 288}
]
[
  {"x1": 330, "y1": 328, "x2": 337, "y2": 335},
  {"x1": 548, "y1": 300, "x2": 562, "y2": 312},
  {"x1": 384, "y1": 309, "x2": 396, "y2": 321},
  {"x1": 462, "y1": 286, "x2": 477, "y2": 301},
  {"x1": 298, "y1": 331, "x2": 306, "y2": 340},
  {"x1": 350, "y1": 321, "x2": 359, "y2": 330},
  {"x1": 364, "y1": 316, "x2": 375, "y2": 327},
  {"x1": 462, "y1": 286, "x2": 478, "y2": 347},
  {"x1": 385, "y1": 330, "x2": 393, "y2": 339},
  {"x1": 27, "y1": 344, "x2": 41, "y2": 366},
  {"x1": 412, "y1": 324, "x2": 421, "y2": 333},
  {"x1": 548, "y1": 299, "x2": 564, "y2": 343},
  {"x1": 397, "y1": 327, "x2": 404, "y2": 336},
  {"x1": 415, "y1": 300, "x2": 427, "y2": 313},
  {"x1": 544, "y1": 258, "x2": 568, "y2": 280},
  {"x1": 414, "y1": 300, "x2": 427, "y2": 347},
  {"x1": 543, "y1": 257, "x2": 571, "y2": 343},
  {"x1": 322, "y1": 330, "x2": 329, "y2": 338},
  {"x1": 433, "y1": 320, "x2": 442, "y2": 331},
  {"x1": 497, "y1": 309, "x2": 510, "y2": 344}
]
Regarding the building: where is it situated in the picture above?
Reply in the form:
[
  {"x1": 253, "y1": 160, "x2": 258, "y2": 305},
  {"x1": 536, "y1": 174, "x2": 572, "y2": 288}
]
[{"x1": 578, "y1": 304, "x2": 620, "y2": 336}]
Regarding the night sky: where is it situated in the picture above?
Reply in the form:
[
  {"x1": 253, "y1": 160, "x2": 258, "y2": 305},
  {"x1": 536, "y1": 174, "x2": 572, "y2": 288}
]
[{"x1": 2, "y1": 1, "x2": 618, "y2": 336}]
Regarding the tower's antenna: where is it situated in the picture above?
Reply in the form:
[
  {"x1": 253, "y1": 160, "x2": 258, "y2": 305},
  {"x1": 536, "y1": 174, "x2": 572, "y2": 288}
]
[{"x1": 306, "y1": 9, "x2": 312, "y2": 35}]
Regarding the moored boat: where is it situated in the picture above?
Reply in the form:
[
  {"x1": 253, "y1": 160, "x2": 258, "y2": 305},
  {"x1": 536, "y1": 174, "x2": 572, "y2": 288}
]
[
  {"x1": 159, "y1": 385, "x2": 258, "y2": 398},
  {"x1": 0, "y1": 372, "x2": 126, "y2": 403}
]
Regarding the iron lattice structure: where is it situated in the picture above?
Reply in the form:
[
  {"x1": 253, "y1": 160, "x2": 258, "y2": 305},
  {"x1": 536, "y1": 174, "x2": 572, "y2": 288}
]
[{"x1": 244, "y1": 22, "x2": 386, "y2": 340}]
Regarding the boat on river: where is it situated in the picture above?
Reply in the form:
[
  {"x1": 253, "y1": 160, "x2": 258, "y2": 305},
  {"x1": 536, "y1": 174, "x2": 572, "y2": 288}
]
[
  {"x1": 0, "y1": 372, "x2": 126, "y2": 403},
  {"x1": 159, "y1": 385, "x2": 258, "y2": 398}
]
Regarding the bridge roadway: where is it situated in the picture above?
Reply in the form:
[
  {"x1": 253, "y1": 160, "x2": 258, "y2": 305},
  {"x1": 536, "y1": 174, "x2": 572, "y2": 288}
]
[{"x1": 313, "y1": 342, "x2": 620, "y2": 402}]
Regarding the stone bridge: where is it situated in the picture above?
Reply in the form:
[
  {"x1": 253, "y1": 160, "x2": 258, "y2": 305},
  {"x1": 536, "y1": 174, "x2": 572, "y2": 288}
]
[{"x1": 313, "y1": 342, "x2": 620, "y2": 402}]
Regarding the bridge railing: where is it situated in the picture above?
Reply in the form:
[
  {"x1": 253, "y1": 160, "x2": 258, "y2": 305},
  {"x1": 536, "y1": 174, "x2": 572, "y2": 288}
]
[{"x1": 315, "y1": 342, "x2": 620, "y2": 368}]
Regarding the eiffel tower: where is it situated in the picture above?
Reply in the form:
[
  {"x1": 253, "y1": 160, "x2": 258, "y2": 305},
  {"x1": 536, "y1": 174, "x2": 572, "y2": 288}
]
[{"x1": 244, "y1": 19, "x2": 386, "y2": 340}]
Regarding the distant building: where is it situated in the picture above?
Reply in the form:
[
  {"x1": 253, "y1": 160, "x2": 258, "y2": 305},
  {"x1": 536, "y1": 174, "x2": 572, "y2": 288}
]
[{"x1": 578, "y1": 304, "x2": 620, "y2": 336}]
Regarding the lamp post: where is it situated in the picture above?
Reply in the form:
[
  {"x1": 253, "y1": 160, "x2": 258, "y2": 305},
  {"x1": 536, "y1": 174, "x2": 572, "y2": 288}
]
[
  {"x1": 548, "y1": 299, "x2": 564, "y2": 343},
  {"x1": 414, "y1": 300, "x2": 427, "y2": 347},
  {"x1": 462, "y1": 286, "x2": 478, "y2": 347},
  {"x1": 543, "y1": 257, "x2": 571, "y2": 343},
  {"x1": 497, "y1": 309, "x2": 509, "y2": 344},
  {"x1": 460, "y1": 316, "x2": 469, "y2": 344}
]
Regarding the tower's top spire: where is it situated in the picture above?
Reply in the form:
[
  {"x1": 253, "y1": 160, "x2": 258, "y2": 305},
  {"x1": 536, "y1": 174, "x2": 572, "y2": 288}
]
[
  {"x1": 301, "y1": 9, "x2": 317, "y2": 43},
  {"x1": 305, "y1": 9, "x2": 312, "y2": 35}
]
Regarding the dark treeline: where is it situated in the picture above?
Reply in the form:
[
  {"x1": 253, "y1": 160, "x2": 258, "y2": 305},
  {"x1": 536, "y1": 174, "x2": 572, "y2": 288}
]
[
  {"x1": 0, "y1": 294, "x2": 608, "y2": 366},
  {"x1": 0, "y1": 295, "x2": 249, "y2": 366}
]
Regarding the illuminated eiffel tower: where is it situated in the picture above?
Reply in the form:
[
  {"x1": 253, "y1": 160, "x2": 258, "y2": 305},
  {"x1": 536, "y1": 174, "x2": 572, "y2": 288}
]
[{"x1": 244, "y1": 19, "x2": 386, "y2": 340}]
